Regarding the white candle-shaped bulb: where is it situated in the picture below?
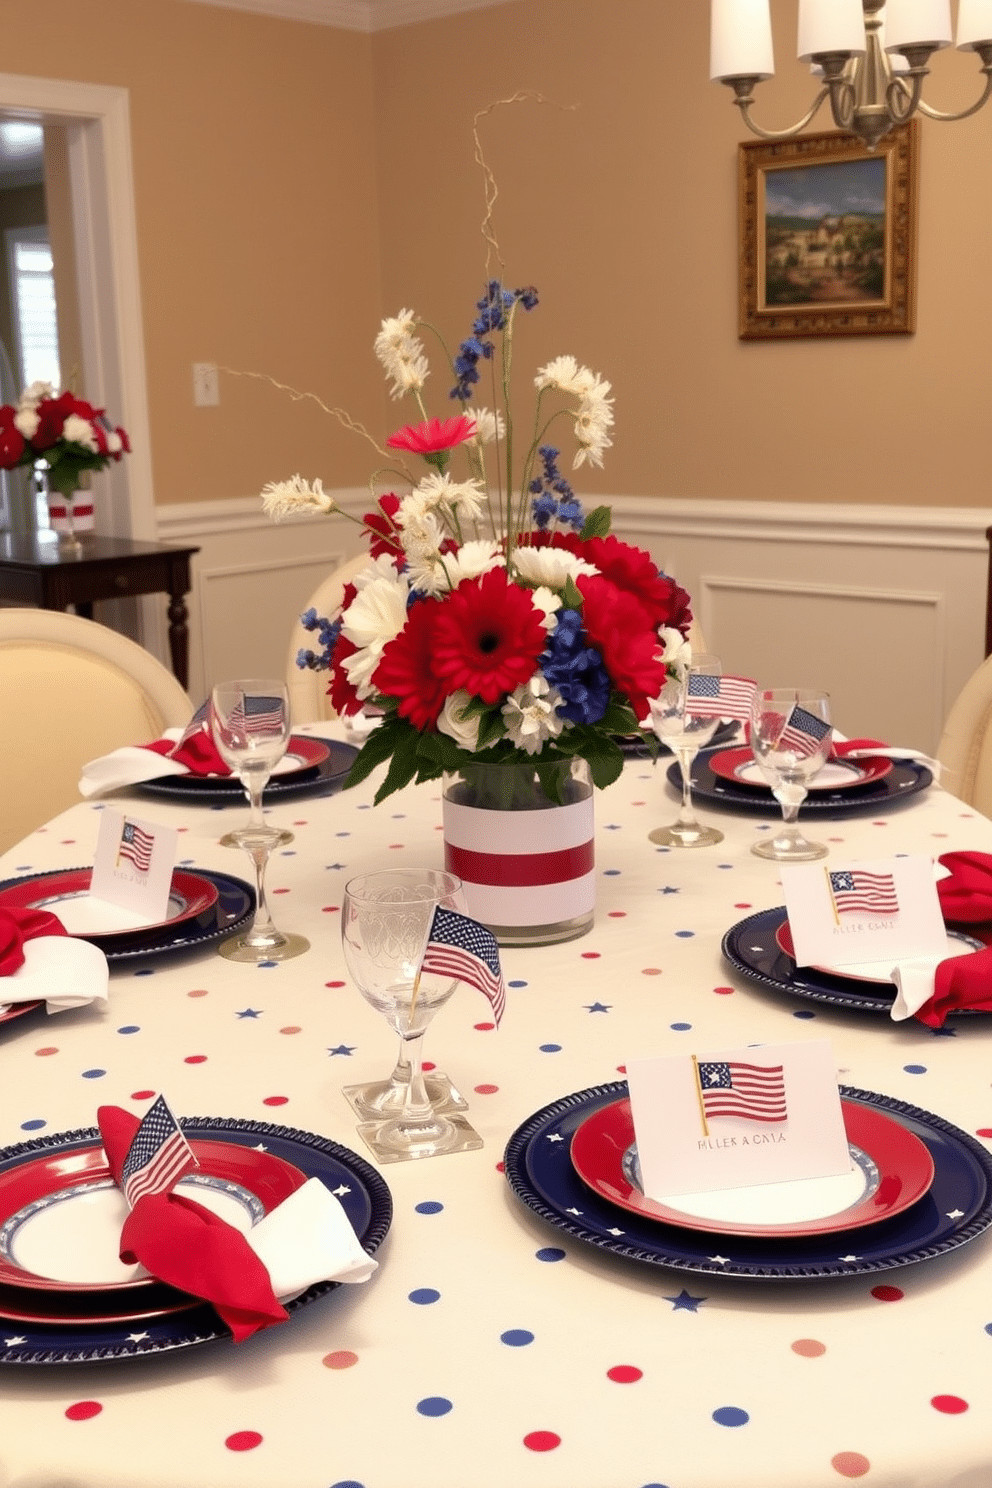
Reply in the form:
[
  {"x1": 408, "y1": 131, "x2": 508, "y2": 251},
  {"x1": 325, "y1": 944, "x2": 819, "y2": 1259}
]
[
  {"x1": 957, "y1": 0, "x2": 992, "y2": 49},
  {"x1": 884, "y1": 0, "x2": 953, "y2": 50},
  {"x1": 797, "y1": 0, "x2": 866, "y2": 61},
  {"x1": 710, "y1": 0, "x2": 775, "y2": 80}
]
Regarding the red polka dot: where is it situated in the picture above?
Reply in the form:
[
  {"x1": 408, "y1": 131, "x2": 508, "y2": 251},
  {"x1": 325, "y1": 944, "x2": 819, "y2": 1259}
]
[
  {"x1": 323, "y1": 1350, "x2": 358, "y2": 1369},
  {"x1": 872, "y1": 820, "x2": 888, "y2": 826},
  {"x1": 932, "y1": 832, "x2": 948, "y2": 838},
  {"x1": 279, "y1": 1026, "x2": 302, "y2": 1035},
  {"x1": 931, "y1": 1395, "x2": 968, "y2": 1414},
  {"x1": 976, "y1": 1128, "x2": 992, "y2": 1138},
  {"x1": 325, "y1": 980, "x2": 346, "y2": 988},
  {"x1": 292, "y1": 820, "x2": 307, "y2": 826},
  {"x1": 831, "y1": 1451, "x2": 871, "y2": 1478},
  {"x1": 34, "y1": 1046, "x2": 58, "y2": 1057},
  {"x1": 187, "y1": 989, "x2": 209, "y2": 999},
  {"x1": 322, "y1": 905, "x2": 340, "y2": 913},
  {"x1": 495, "y1": 1160, "x2": 505, "y2": 1172},
  {"x1": 607, "y1": 910, "x2": 627, "y2": 918},
  {"x1": 474, "y1": 1021, "x2": 496, "y2": 1031},
  {"x1": 828, "y1": 836, "x2": 845, "y2": 843},
  {"x1": 388, "y1": 842, "x2": 404, "y2": 849},
  {"x1": 65, "y1": 1401, "x2": 103, "y2": 1421},
  {"x1": 580, "y1": 951, "x2": 601, "y2": 959},
  {"x1": 607, "y1": 1365, "x2": 642, "y2": 1383},
  {"x1": 616, "y1": 1063, "x2": 627, "y2": 1074},
  {"x1": 524, "y1": 1431, "x2": 561, "y2": 1452},
  {"x1": 184, "y1": 1055, "x2": 207, "y2": 1064},
  {"x1": 422, "y1": 1060, "x2": 436, "y2": 1071},
  {"x1": 225, "y1": 1431, "x2": 263, "y2": 1452},
  {"x1": 177, "y1": 827, "x2": 189, "y2": 833},
  {"x1": 641, "y1": 967, "x2": 662, "y2": 976},
  {"x1": 262, "y1": 1095, "x2": 288, "y2": 1106},
  {"x1": 733, "y1": 902, "x2": 752, "y2": 909},
  {"x1": 272, "y1": 887, "x2": 290, "y2": 894},
  {"x1": 474, "y1": 1083, "x2": 499, "y2": 1095},
  {"x1": 870, "y1": 1285, "x2": 904, "y2": 1302},
  {"x1": 130, "y1": 1089, "x2": 155, "y2": 1101},
  {"x1": 713, "y1": 986, "x2": 735, "y2": 996},
  {"x1": 59, "y1": 839, "x2": 76, "y2": 845},
  {"x1": 791, "y1": 1339, "x2": 826, "y2": 1357}
]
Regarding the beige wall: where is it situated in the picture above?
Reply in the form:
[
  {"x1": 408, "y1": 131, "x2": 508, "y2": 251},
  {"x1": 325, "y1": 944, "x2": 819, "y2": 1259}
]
[{"x1": 1, "y1": 0, "x2": 989, "y2": 512}]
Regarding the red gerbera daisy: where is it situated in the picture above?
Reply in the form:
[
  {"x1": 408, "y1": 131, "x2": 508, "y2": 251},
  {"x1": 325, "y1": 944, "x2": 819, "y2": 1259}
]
[
  {"x1": 386, "y1": 416, "x2": 476, "y2": 455},
  {"x1": 577, "y1": 574, "x2": 668, "y2": 721},
  {"x1": 560, "y1": 533, "x2": 692, "y2": 635},
  {"x1": 328, "y1": 633, "x2": 363, "y2": 717},
  {"x1": 431, "y1": 567, "x2": 547, "y2": 704},
  {"x1": 362, "y1": 493, "x2": 403, "y2": 560},
  {"x1": 373, "y1": 599, "x2": 451, "y2": 731}
]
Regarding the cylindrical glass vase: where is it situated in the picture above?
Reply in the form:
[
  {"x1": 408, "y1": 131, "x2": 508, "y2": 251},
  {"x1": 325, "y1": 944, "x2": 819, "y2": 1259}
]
[{"x1": 441, "y1": 757, "x2": 595, "y2": 947}]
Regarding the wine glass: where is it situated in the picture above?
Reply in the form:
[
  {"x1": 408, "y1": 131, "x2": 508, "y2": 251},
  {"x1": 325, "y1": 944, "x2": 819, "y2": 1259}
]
[
  {"x1": 341, "y1": 869, "x2": 483, "y2": 1163},
  {"x1": 750, "y1": 688, "x2": 833, "y2": 862},
  {"x1": 210, "y1": 679, "x2": 309, "y2": 962},
  {"x1": 647, "y1": 653, "x2": 725, "y2": 847}
]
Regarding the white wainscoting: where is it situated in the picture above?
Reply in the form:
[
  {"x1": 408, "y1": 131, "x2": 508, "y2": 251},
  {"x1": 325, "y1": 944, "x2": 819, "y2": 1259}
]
[{"x1": 154, "y1": 492, "x2": 992, "y2": 754}]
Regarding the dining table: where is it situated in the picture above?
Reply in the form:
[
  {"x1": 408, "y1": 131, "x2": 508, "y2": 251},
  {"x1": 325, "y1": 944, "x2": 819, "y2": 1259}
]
[{"x1": 0, "y1": 725, "x2": 989, "y2": 1488}]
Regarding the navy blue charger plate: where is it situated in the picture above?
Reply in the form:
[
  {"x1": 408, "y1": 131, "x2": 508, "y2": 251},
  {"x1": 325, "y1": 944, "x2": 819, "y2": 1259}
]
[
  {"x1": 134, "y1": 739, "x2": 357, "y2": 805},
  {"x1": 668, "y1": 751, "x2": 932, "y2": 817},
  {"x1": 0, "y1": 1118, "x2": 392, "y2": 1365},
  {"x1": 503, "y1": 1081, "x2": 992, "y2": 1280}
]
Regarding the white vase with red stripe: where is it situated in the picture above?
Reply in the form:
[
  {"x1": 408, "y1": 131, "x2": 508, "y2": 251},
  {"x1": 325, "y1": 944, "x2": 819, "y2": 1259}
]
[{"x1": 441, "y1": 757, "x2": 595, "y2": 947}]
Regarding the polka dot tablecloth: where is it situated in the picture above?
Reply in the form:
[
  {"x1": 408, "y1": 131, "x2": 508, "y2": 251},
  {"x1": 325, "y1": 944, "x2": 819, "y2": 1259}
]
[{"x1": 0, "y1": 727, "x2": 990, "y2": 1488}]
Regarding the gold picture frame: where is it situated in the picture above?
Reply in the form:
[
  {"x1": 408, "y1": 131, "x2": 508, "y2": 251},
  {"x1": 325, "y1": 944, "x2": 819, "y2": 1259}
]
[{"x1": 738, "y1": 122, "x2": 918, "y2": 340}]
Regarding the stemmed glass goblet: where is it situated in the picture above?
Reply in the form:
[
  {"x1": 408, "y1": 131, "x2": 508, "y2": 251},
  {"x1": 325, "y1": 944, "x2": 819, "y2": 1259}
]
[
  {"x1": 341, "y1": 869, "x2": 482, "y2": 1163},
  {"x1": 648, "y1": 653, "x2": 725, "y2": 847},
  {"x1": 210, "y1": 678, "x2": 309, "y2": 962},
  {"x1": 750, "y1": 687, "x2": 833, "y2": 862}
]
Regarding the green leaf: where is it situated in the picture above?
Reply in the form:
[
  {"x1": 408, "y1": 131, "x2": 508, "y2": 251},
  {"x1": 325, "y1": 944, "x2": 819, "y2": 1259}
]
[
  {"x1": 580, "y1": 505, "x2": 612, "y2": 540},
  {"x1": 560, "y1": 578, "x2": 584, "y2": 610},
  {"x1": 372, "y1": 736, "x2": 423, "y2": 803},
  {"x1": 475, "y1": 710, "x2": 508, "y2": 752}
]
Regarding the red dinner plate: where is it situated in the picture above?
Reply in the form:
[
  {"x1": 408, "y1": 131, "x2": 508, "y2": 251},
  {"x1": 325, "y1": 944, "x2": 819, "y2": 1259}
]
[
  {"x1": 0, "y1": 868, "x2": 220, "y2": 945},
  {"x1": 708, "y1": 746, "x2": 893, "y2": 792},
  {"x1": 569, "y1": 1097, "x2": 934, "y2": 1237},
  {"x1": 0, "y1": 1003, "x2": 44, "y2": 1027},
  {"x1": 167, "y1": 733, "x2": 331, "y2": 787},
  {"x1": 0, "y1": 1138, "x2": 306, "y2": 1293}
]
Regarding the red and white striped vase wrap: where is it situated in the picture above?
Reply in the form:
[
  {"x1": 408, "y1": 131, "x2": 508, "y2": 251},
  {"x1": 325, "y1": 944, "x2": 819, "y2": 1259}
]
[{"x1": 441, "y1": 758, "x2": 595, "y2": 947}]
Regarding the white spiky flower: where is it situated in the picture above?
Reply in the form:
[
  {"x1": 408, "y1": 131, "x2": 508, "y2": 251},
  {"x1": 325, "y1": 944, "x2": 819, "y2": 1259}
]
[
  {"x1": 572, "y1": 377, "x2": 614, "y2": 469},
  {"x1": 374, "y1": 308, "x2": 429, "y2": 399},
  {"x1": 471, "y1": 406, "x2": 505, "y2": 444},
  {"x1": 511, "y1": 546, "x2": 598, "y2": 589},
  {"x1": 261, "y1": 474, "x2": 337, "y2": 520},
  {"x1": 501, "y1": 674, "x2": 566, "y2": 754},
  {"x1": 534, "y1": 355, "x2": 597, "y2": 396}
]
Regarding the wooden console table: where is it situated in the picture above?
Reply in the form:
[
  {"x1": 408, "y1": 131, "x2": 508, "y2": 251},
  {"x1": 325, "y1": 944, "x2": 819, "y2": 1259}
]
[{"x1": 0, "y1": 533, "x2": 199, "y2": 689}]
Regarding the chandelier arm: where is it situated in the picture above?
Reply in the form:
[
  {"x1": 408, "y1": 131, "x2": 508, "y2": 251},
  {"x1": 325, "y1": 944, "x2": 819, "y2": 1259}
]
[
  {"x1": 885, "y1": 71, "x2": 926, "y2": 125},
  {"x1": 914, "y1": 70, "x2": 992, "y2": 122},
  {"x1": 726, "y1": 81, "x2": 832, "y2": 141}
]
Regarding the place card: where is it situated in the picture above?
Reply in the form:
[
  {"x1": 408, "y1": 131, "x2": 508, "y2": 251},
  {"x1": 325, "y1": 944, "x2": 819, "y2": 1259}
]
[
  {"x1": 625, "y1": 1039, "x2": 849, "y2": 1198},
  {"x1": 90, "y1": 809, "x2": 177, "y2": 925},
  {"x1": 780, "y1": 854, "x2": 947, "y2": 970}
]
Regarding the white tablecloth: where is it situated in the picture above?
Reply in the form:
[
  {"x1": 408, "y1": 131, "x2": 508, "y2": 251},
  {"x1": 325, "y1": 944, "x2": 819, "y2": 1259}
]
[{"x1": 0, "y1": 736, "x2": 989, "y2": 1488}]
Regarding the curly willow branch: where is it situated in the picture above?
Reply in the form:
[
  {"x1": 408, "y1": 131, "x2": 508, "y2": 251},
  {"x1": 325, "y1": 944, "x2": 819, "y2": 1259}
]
[
  {"x1": 473, "y1": 91, "x2": 578, "y2": 275},
  {"x1": 217, "y1": 366, "x2": 399, "y2": 467}
]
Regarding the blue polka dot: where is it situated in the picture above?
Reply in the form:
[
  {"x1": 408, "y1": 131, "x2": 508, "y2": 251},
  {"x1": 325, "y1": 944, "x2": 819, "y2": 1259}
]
[
  {"x1": 133, "y1": 969, "x2": 155, "y2": 977},
  {"x1": 330, "y1": 1481, "x2": 366, "y2": 1488},
  {"x1": 280, "y1": 850, "x2": 296, "y2": 856},
  {"x1": 415, "y1": 1201, "x2": 444, "y2": 1215},
  {"x1": 117, "y1": 1025, "x2": 140, "y2": 1035},
  {"x1": 539, "y1": 1043, "x2": 562, "y2": 1053},
  {"x1": 20, "y1": 1119, "x2": 45, "y2": 1131},
  {"x1": 409, "y1": 1288, "x2": 440, "y2": 1305},
  {"x1": 792, "y1": 1009, "x2": 817, "y2": 1019},
  {"x1": 675, "y1": 930, "x2": 694, "y2": 938},
  {"x1": 508, "y1": 979, "x2": 528, "y2": 988},
  {"x1": 670, "y1": 1021, "x2": 692, "y2": 1031},
  {"x1": 713, "y1": 1406, "x2": 749, "y2": 1427},
  {"x1": 81, "y1": 1069, "x2": 106, "y2": 1079},
  {"x1": 500, "y1": 1329, "x2": 534, "y2": 1347},
  {"x1": 985, "y1": 1322, "x2": 992, "y2": 1335},
  {"x1": 903, "y1": 1064, "x2": 927, "y2": 1074},
  {"x1": 536, "y1": 1247, "x2": 566, "y2": 1263},
  {"x1": 603, "y1": 868, "x2": 621, "y2": 876},
  {"x1": 416, "y1": 1396, "x2": 452, "y2": 1417},
  {"x1": 717, "y1": 863, "x2": 733, "y2": 870},
  {"x1": 256, "y1": 961, "x2": 279, "y2": 969}
]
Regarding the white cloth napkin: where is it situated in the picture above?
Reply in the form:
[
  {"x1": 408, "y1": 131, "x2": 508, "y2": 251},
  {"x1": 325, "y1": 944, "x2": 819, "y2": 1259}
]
[
  {"x1": 79, "y1": 729, "x2": 191, "y2": 797},
  {"x1": 0, "y1": 935, "x2": 109, "y2": 1015},
  {"x1": 831, "y1": 730, "x2": 942, "y2": 779},
  {"x1": 244, "y1": 1177, "x2": 378, "y2": 1295}
]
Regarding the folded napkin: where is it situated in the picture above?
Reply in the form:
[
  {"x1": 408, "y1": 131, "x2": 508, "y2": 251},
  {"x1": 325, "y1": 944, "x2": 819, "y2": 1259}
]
[
  {"x1": 887, "y1": 851, "x2": 992, "y2": 1025},
  {"x1": 0, "y1": 906, "x2": 108, "y2": 1014},
  {"x1": 98, "y1": 1103, "x2": 377, "y2": 1343},
  {"x1": 831, "y1": 734, "x2": 941, "y2": 775},
  {"x1": 79, "y1": 703, "x2": 233, "y2": 798}
]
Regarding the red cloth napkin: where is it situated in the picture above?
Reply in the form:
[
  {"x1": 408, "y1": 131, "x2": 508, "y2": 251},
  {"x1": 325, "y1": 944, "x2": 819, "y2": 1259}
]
[
  {"x1": 142, "y1": 725, "x2": 231, "y2": 776},
  {"x1": 0, "y1": 906, "x2": 67, "y2": 977},
  {"x1": 907, "y1": 852, "x2": 992, "y2": 1026},
  {"x1": 914, "y1": 946, "x2": 992, "y2": 1027},
  {"x1": 97, "y1": 1105, "x2": 287, "y2": 1343}
]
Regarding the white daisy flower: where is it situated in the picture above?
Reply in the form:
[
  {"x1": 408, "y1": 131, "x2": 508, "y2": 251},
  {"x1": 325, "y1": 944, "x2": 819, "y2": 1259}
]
[
  {"x1": 437, "y1": 690, "x2": 482, "y2": 752},
  {"x1": 398, "y1": 510, "x2": 446, "y2": 566},
  {"x1": 511, "y1": 546, "x2": 599, "y2": 590},
  {"x1": 471, "y1": 407, "x2": 505, "y2": 444},
  {"x1": 374, "y1": 309, "x2": 430, "y2": 400},
  {"x1": 529, "y1": 585, "x2": 562, "y2": 632},
  {"x1": 418, "y1": 471, "x2": 488, "y2": 523},
  {"x1": 437, "y1": 540, "x2": 503, "y2": 589},
  {"x1": 62, "y1": 414, "x2": 99, "y2": 451},
  {"x1": 501, "y1": 674, "x2": 566, "y2": 755},
  {"x1": 340, "y1": 570, "x2": 410, "y2": 695},
  {"x1": 534, "y1": 356, "x2": 596, "y2": 396},
  {"x1": 658, "y1": 626, "x2": 691, "y2": 672},
  {"x1": 19, "y1": 381, "x2": 56, "y2": 409},
  {"x1": 572, "y1": 378, "x2": 614, "y2": 469},
  {"x1": 261, "y1": 475, "x2": 337, "y2": 520}
]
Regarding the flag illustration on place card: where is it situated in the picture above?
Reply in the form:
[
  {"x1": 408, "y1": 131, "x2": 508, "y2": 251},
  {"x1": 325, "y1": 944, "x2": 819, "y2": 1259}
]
[
  {"x1": 116, "y1": 819, "x2": 155, "y2": 875},
  {"x1": 120, "y1": 1094, "x2": 198, "y2": 1208},
  {"x1": 695, "y1": 1059, "x2": 787, "y2": 1126},
  {"x1": 420, "y1": 906, "x2": 506, "y2": 1025},
  {"x1": 779, "y1": 705, "x2": 831, "y2": 757},
  {"x1": 686, "y1": 674, "x2": 757, "y2": 722},
  {"x1": 828, "y1": 868, "x2": 899, "y2": 917}
]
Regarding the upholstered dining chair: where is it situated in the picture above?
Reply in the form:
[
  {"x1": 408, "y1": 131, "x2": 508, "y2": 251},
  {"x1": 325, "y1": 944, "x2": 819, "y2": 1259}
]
[
  {"x1": 0, "y1": 607, "x2": 193, "y2": 854},
  {"x1": 285, "y1": 552, "x2": 371, "y2": 725},
  {"x1": 936, "y1": 652, "x2": 992, "y2": 817}
]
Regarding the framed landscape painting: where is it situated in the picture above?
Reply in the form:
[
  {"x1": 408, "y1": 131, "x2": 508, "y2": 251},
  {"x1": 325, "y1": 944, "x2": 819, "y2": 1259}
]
[{"x1": 737, "y1": 122, "x2": 918, "y2": 340}]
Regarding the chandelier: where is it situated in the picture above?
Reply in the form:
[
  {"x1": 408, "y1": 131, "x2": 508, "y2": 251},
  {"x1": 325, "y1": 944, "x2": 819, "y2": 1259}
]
[{"x1": 710, "y1": 0, "x2": 992, "y2": 151}]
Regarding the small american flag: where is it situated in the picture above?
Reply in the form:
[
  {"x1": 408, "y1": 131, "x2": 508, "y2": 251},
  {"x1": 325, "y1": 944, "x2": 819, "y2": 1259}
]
[
  {"x1": 229, "y1": 693, "x2": 285, "y2": 736},
  {"x1": 175, "y1": 700, "x2": 211, "y2": 752},
  {"x1": 697, "y1": 1060, "x2": 788, "y2": 1124},
  {"x1": 779, "y1": 705, "x2": 831, "y2": 757},
  {"x1": 686, "y1": 674, "x2": 757, "y2": 722},
  {"x1": 829, "y1": 868, "x2": 899, "y2": 917},
  {"x1": 120, "y1": 1094, "x2": 197, "y2": 1208},
  {"x1": 117, "y1": 819, "x2": 155, "y2": 874},
  {"x1": 420, "y1": 907, "x2": 505, "y2": 1025}
]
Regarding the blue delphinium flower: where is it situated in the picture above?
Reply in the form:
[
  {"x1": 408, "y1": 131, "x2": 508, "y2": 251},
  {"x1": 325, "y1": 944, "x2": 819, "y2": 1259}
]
[
  {"x1": 541, "y1": 608, "x2": 611, "y2": 725},
  {"x1": 450, "y1": 281, "x2": 539, "y2": 401},
  {"x1": 529, "y1": 445, "x2": 583, "y2": 531},
  {"x1": 296, "y1": 609, "x2": 340, "y2": 671}
]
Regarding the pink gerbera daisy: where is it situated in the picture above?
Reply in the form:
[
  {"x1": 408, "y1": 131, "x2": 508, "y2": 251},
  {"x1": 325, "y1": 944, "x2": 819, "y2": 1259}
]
[{"x1": 386, "y1": 416, "x2": 477, "y2": 456}]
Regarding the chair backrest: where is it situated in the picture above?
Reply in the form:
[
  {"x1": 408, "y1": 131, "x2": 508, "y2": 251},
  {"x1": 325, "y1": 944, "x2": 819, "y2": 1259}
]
[
  {"x1": 285, "y1": 553, "x2": 371, "y2": 725},
  {"x1": 936, "y1": 651, "x2": 992, "y2": 816},
  {"x1": 0, "y1": 608, "x2": 193, "y2": 853}
]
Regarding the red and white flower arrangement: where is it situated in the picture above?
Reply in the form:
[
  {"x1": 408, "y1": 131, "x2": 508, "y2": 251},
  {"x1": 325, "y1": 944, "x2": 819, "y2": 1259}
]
[{"x1": 0, "y1": 380, "x2": 130, "y2": 500}]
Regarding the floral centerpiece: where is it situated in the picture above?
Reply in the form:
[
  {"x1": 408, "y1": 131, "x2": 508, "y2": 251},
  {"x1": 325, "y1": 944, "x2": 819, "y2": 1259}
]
[
  {"x1": 0, "y1": 381, "x2": 130, "y2": 501},
  {"x1": 262, "y1": 284, "x2": 693, "y2": 808}
]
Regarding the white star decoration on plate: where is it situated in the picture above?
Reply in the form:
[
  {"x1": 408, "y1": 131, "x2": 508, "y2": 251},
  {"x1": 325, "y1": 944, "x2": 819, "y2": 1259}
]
[
  {"x1": 839, "y1": 1254, "x2": 862, "y2": 1263},
  {"x1": 708, "y1": 1255, "x2": 730, "y2": 1266},
  {"x1": 332, "y1": 1183, "x2": 351, "y2": 1198},
  {"x1": 946, "y1": 1208, "x2": 965, "y2": 1220},
  {"x1": 4, "y1": 1336, "x2": 25, "y2": 1346},
  {"x1": 547, "y1": 1133, "x2": 564, "y2": 1143},
  {"x1": 127, "y1": 1331, "x2": 150, "y2": 1342}
]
